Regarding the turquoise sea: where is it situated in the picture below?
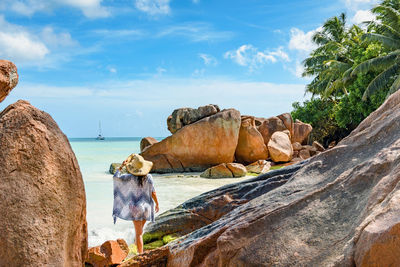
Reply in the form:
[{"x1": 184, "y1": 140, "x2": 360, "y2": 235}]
[{"x1": 69, "y1": 137, "x2": 249, "y2": 247}]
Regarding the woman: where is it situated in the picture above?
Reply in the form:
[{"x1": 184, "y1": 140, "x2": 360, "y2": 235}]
[{"x1": 112, "y1": 153, "x2": 159, "y2": 254}]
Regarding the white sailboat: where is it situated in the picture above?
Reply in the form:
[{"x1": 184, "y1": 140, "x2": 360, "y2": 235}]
[{"x1": 96, "y1": 121, "x2": 105, "y2": 140}]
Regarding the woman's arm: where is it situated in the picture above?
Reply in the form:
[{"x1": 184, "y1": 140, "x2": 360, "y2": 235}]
[
  {"x1": 152, "y1": 191, "x2": 159, "y2": 213},
  {"x1": 113, "y1": 159, "x2": 131, "y2": 180}
]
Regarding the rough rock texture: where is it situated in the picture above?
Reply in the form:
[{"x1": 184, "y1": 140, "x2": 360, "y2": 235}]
[
  {"x1": 312, "y1": 140, "x2": 325, "y2": 152},
  {"x1": 140, "y1": 136, "x2": 158, "y2": 152},
  {"x1": 246, "y1": 160, "x2": 271, "y2": 174},
  {"x1": 0, "y1": 100, "x2": 87, "y2": 266},
  {"x1": 120, "y1": 246, "x2": 170, "y2": 267},
  {"x1": 226, "y1": 163, "x2": 247, "y2": 177},
  {"x1": 293, "y1": 120, "x2": 313, "y2": 144},
  {"x1": 277, "y1": 113, "x2": 294, "y2": 140},
  {"x1": 257, "y1": 116, "x2": 287, "y2": 145},
  {"x1": 86, "y1": 239, "x2": 129, "y2": 267},
  {"x1": 292, "y1": 142, "x2": 302, "y2": 151},
  {"x1": 267, "y1": 131, "x2": 293, "y2": 162},
  {"x1": 138, "y1": 90, "x2": 400, "y2": 267},
  {"x1": 142, "y1": 163, "x2": 304, "y2": 251},
  {"x1": 299, "y1": 149, "x2": 311, "y2": 160},
  {"x1": 141, "y1": 109, "x2": 241, "y2": 173},
  {"x1": 235, "y1": 116, "x2": 268, "y2": 164},
  {"x1": 200, "y1": 163, "x2": 247, "y2": 178},
  {"x1": 0, "y1": 60, "x2": 18, "y2": 103},
  {"x1": 167, "y1": 104, "x2": 220, "y2": 134}
]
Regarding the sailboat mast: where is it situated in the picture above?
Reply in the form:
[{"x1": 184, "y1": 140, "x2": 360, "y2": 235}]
[{"x1": 99, "y1": 121, "x2": 102, "y2": 136}]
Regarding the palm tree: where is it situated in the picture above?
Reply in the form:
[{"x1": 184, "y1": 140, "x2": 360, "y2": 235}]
[
  {"x1": 303, "y1": 13, "x2": 360, "y2": 99},
  {"x1": 351, "y1": 0, "x2": 400, "y2": 100}
]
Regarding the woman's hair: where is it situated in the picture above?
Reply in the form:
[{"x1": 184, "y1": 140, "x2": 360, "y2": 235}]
[{"x1": 136, "y1": 175, "x2": 147, "y2": 187}]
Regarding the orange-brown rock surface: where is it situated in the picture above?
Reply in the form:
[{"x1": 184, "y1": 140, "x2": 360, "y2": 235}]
[
  {"x1": 0, "y1": 60, "x2": 18, "y2": 103},
  {"x1": 135, "y1": 90, "x2": 400, "y2": 266},
  {"x1": 246, "y1": 160, "x2": 271, "y2": 174},
  {"x1": 257, "y1": 116, "x2": 287, "y2": 145},
  {"x1": 293, "y1": 119, "x2": 313, "y2": 144},
  {"x1": 200, "y1": 163, "x2": 247, "y2": 178},
  {"x1": 0, "y1": 100, "x2": 87, "y2": 266},
  {"x1": 140, "y1": 136, "x2": 158, "y2": 152},
  {"x1": 86, "y1": 239, "x2": 129, "y2": 267},
  {"x1": 267, "y1": 131, "x2": 293, "y2": 162},
  {"x1": 235, "y1": 116, "x2": 268, "y2": 164},
  {"x1": 141, "y1": 109, "x2": 241, "y2": 173}
]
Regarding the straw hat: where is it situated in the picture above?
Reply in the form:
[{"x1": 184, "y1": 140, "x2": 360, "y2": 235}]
[{"x1": 124, "y1": 154, "x2": 153, "y2": 176}]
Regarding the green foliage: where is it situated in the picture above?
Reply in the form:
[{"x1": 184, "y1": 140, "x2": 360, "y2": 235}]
[
  {"x1": 162, "y1": 234, "x2": 179, "y2": 244},
  {"x1": 293, "y1": 0, "x2": 398, "y2": 144},
  {"x1": 291, "y1": 99, "x2": 348, "y2": 146},
  {"x1": 143, "y1": 240, "x2": 164, "y2": 250},
  {"x1": 142, "y1": 231, "x2": 164, "y2": 244}
]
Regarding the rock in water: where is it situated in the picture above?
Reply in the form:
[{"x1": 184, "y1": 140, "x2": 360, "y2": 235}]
[
  {"x1": 131, "y1": 90, "x2": 400, "y2": 266},
  {"x1": 141, "y1": 109, "x2": 241, "y2": 173},
  {"x1": 235, "y1": 116, "x2": 269, "y2": 164},
  {"x1": 0, "y1": 60, "x2": 18, "y2": 103},
  {"x1": 0, "y1": 100, "x2": 87, "y2": 266},
  {"x1": 267, "y1": 131, "x2": 293, "y2": 162},
  {"x1": 140, "y1": 136, "x2": 158, "y2": 152},
  {"x1": 167, "y1": 104, "x2": 220, "y2": 134}
]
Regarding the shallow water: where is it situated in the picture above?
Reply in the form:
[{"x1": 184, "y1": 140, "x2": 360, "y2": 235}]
[{"x1": 70, "y1": 137, "x2": 249, "y2": 247}]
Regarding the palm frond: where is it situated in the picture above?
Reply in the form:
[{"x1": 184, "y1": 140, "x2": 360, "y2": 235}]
[
  {"x1": 387, "y1": 73, "x2": 400, "y2": 97},
  {"x1": 362, "y1": 33, "x2": 400, "y2": 49},
  {"x1": 352, "y1": 51, "x2": 400, "y2": 75},
  {"x1": 362, "y1": 63, "x2": 400, "y2": 101}
]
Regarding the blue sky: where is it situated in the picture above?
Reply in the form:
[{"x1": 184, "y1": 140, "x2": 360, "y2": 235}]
[{"x1": 0, "y1": 0, "x2": 378, "y2": 137}]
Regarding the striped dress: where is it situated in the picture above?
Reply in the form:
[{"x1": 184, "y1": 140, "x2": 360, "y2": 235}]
[{"x1": 112, "y1": 170, "x2": 155, "y2": 223}]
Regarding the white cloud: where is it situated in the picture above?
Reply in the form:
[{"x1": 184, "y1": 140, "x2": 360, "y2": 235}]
[
  {"x1": 4, "y1": 78, "x2": 308, "y2": 137},
  {"x1": 0, "y1": 16, "x2": 49, "y2": 63},
  {"x1": 289, "y1": 27, "x2": 319, "y2": 54},
  {"x1": 3, "y1": 0, "x2": 109, "y2": 18},
  {"x1": 0, "y1": 16, "x2": 81, "y2": 67},
  {"x1": 108, "y1": 67, "x2": 117, "y2": 73},
  {"x1": 157, "y1": 23, "x2": 233, "y2": 42},
  {"x1": 135, "y1": 0, "x2": 170, "y2": 16},
  {"x1": 343, "y1": 0, "x2": 378, "y2": 11},
  {"x1": 224, "y1": 45, "x2": 289, "y2": 71},
  {"x1": 41, "y1": 26, "x2": 77, "y2": 48},
  {"x1": 351, "y1": 9, "x2": 376, "y2": 24},
  {"x1": 199, "y1": 54, "x2": 217, "y2": 66},
  {"x1": 93, "y1": 29, "x2": 144, "y2": 38},
  {"x1": 156, "y1": 67, "x2": 167, "y2": 76}
]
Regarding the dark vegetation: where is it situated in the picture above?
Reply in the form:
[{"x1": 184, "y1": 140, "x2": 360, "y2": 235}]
[{"x1": 292, "y1": 0, "x2": 400, "y2": 146}]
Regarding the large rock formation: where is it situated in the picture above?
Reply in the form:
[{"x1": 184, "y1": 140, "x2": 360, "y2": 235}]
[
  {"x1": 124, "y1": 90, "x2": 400, "y2": 266},
  {"x1": 257, "y1": 116, "x2": 287, "y2": 145},
  {"x1": 293, "y1": 119, "x2": 313, "y2": 144},
  {"x1": 167, "y1": 104, "x2": 220, "y2": 134},
  {"x1": 235, "y1": 116, "x2": 268, "y2": 164},
  {"x1": 0, "y1": 60, "x2": 18, "y2": 103},
  {"x1": 267, "y1": 131, "x2": 293, "y2": 162},
  {"x1": 141, "y1": 109, "x2": 241, "y2": 173},
  {"x1": 0, "y1": 100, "x2": 87, "y2": 266},
  {"x1": 140, "y1": 136, "x2": 158, "y2": 152}
]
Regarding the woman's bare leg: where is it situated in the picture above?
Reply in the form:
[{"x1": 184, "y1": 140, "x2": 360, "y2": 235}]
[{"x1": 133, "y1": 220, "x2": 146, "y2": 254}]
